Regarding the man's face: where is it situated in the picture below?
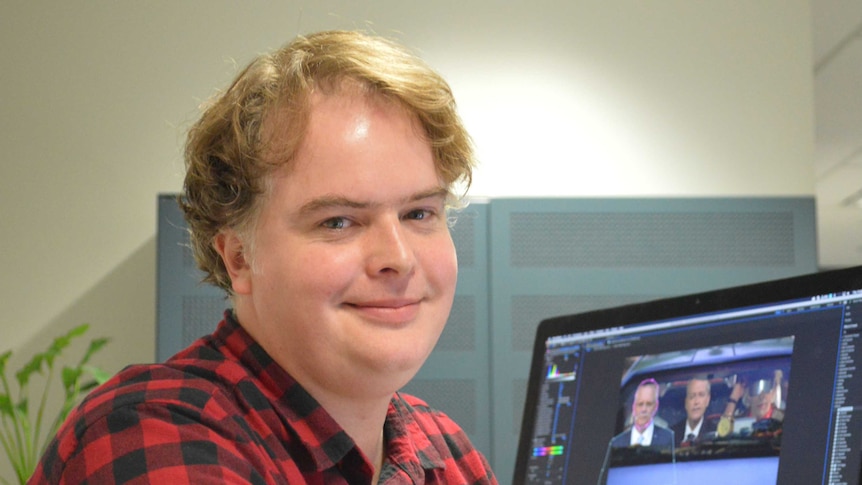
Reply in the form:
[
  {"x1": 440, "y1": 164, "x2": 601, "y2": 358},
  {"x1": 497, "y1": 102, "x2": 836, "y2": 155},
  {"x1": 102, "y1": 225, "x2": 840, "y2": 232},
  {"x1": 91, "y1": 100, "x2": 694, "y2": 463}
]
[
  {"x1": 225, "y1": 91, "x2": 457, "y2": 401},
  {"x1": 633, "y1": 385, "x2": 658, "y2": 428},
  {"x1": 750, "y1": 390, "x2": 775, "y2": 420},
  {"x1": 685, "y1": 379, "x2": 711, "y2": 424}
]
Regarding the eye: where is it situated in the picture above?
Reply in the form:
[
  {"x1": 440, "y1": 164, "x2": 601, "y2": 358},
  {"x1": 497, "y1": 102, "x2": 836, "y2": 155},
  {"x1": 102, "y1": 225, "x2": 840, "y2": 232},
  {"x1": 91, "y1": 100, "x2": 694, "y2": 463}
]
[
  {"x1": 321, "y1": 217, "x2": 350, "y2": 230},
  {"x1": 404, "y1": 208, "x2": 435, "y2": 221}
]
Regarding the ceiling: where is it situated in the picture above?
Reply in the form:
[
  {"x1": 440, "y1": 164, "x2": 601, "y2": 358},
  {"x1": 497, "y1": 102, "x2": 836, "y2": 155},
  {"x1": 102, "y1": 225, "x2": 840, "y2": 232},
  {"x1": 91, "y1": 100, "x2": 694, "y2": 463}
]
[{"x1": 811, "y1": 0, "x2": 862, "y2": 268}]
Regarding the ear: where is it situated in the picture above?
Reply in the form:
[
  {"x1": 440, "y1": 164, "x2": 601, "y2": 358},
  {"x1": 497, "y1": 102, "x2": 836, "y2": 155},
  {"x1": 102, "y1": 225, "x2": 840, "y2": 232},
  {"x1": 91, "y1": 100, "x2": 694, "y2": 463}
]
[{"x1": 213, "y1": 229, "x2": 253, "y2": 295}]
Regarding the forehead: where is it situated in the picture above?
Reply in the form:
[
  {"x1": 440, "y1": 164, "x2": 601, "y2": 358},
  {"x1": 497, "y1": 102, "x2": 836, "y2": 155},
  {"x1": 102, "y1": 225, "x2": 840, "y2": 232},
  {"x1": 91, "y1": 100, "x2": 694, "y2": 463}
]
[
  {"x1": 258, "y1": 88, "x2": 443, "y2": 209},
  {"x1": 305, "y1": 91, "x2": 428, "y2": 159},
  {"x1": 687, "y1": 379, "x2": 709, "y2": 393},
  {"x1": 635, "y1": 385, "x2": 657, "y2": 401},
  {"x1": 262, "y1": 84, "x2": 431, "y2": 169}
]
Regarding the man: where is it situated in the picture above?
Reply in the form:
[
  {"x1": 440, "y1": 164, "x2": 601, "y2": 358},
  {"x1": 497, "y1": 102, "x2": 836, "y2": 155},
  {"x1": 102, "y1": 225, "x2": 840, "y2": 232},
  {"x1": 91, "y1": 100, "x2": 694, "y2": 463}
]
[
  {"x1": 671, "y1": 377, "x2": 717, "y2": 445},
  {"x1": 30, "y1": 30, "x2": 497, "y2": 484},
  {"x1": 611, "y1": 378, "x2": 674, "y2": 450},
  {"x1": 723, "y1": 370, "x2": 785, "y2": 422}
]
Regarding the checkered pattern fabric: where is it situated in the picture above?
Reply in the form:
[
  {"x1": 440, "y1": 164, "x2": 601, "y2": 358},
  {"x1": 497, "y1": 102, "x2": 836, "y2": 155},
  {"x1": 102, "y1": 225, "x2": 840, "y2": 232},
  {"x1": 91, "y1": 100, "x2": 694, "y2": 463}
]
[{"x1": 30, "y1": 312, "x2": 497, "y2": 484}]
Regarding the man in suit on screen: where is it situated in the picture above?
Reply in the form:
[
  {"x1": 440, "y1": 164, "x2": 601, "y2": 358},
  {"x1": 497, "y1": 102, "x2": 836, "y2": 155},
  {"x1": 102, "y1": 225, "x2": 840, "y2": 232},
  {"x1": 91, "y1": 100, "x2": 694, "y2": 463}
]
[
  {"x1": 671, "y1": 376, "x2": 718, "y2": 446},
  {"x1": 611, "y1": 378, "x2": 674, "y2": 450}
]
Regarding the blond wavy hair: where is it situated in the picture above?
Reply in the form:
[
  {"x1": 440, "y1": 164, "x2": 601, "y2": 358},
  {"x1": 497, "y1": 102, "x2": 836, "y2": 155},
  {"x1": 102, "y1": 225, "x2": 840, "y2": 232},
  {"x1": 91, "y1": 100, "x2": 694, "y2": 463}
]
[{"x1": 180, "y1": 30, "x2": 475, "y2": 292}]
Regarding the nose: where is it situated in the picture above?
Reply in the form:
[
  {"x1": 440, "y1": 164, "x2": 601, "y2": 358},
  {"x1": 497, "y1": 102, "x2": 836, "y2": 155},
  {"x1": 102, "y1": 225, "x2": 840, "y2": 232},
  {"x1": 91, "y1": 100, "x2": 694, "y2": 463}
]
[{"x1": 366, "y1": 216, "x2": 415, "y2": 276}]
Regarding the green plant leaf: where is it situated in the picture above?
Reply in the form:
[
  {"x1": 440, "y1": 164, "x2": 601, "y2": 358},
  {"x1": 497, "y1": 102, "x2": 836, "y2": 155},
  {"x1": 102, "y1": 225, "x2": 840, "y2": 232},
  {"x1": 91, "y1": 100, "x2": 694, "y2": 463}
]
[
  {"x1": 0, "y1": 350, "x2": 11, "y2": 375},
  {"x1": 80, "y1": 338, "x2": 109, "y2": 367},
  {"x1": 14, "y1": 398, "x2": 27, "y2": 416},
  {"x1": 0, "y1": 394, "x2": 12, "y2": 417},
  {"x1": 45, "y1": 324, "x2": 89, "y2": 367},
  {"x1": 83, "y1": 365, "x2": 111, "y2": 385},
  {"x1": 79, "y1": 381, "x2": 99, "y2": 394},
  {"x1": 15, "y1": 354, "x2": 44, "y2": 388},
  {"x1": 1, "y1": 322, "x2": 109, "y2": 483},
  {"x1": 65, "y1": 324, "x2": 89, "y2": 342},
  {"x1": 45, "y1": 338, "x2": 67, "y2": 366},
  {"x1": 61, "y1": 367, "x2": 82, "y2": 393}
]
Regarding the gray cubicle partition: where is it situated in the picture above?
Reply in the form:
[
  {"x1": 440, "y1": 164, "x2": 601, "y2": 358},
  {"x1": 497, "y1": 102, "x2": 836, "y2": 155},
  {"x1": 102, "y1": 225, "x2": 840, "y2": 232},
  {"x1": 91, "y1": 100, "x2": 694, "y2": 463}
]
[
  {"x1": 156, "y1": 195, "x2": 227, "y2": 362},
  {"x1": 157, "y1": 195, "x2": 817, "y2": 482}
]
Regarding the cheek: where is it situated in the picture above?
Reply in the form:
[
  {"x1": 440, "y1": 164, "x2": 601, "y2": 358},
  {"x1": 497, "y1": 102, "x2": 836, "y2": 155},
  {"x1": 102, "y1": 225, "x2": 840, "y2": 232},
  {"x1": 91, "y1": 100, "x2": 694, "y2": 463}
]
[
  {"x1": 295, "y1": 249, "x2": 359, "y2": 295},
  {"x1": 254, "y1": 244, "x2": 353, "y2": 301},
  {"x1": 423, "y1": 239, "x2": 458, "y2": 286}
]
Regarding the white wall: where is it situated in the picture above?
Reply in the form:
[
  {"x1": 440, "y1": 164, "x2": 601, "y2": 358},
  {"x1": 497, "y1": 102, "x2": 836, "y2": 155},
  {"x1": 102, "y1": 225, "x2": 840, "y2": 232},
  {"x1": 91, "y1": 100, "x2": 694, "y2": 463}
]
[{"x1": 0, "y1": 0, "x2": 813, "y2": 478}]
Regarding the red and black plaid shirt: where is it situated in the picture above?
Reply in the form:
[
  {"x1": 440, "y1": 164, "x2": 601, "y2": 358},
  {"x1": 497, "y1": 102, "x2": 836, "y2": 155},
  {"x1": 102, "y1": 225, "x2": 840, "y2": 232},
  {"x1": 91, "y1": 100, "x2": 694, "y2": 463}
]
[{"x1": 30, "y1": 312, "x2": 497, "y2": 484}]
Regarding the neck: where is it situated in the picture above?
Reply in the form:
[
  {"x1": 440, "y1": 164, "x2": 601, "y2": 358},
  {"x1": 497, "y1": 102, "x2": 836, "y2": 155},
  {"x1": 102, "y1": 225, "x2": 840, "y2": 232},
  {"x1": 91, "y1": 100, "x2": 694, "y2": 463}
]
[
  {"x1": 370, "y1": 429, "x2": 385, "y2": 484},
  {"x1": 231, "y1": 305, "x2": 394, "y2": 479},
  {"x1": 687, "y1": 416, "x2": 701, "y2": 429},
  {"x1": 634, "y1": 420, "x2": 652, "y2": 433},
  {"x1": 304, "y1": 382, "x2": 391, "y2": 478}
]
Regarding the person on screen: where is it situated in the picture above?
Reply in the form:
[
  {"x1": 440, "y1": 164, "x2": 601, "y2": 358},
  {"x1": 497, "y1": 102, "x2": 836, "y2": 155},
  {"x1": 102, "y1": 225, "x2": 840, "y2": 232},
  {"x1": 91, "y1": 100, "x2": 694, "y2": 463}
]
[
  {"x1": 671, "y1": 376, "x2": 717, "y2": 445},
  {"x1": 30, "y1": 30, "x2": 497, "y2": 484},
  {"x1": 723, "y1": 369, "x2": 785, "y2": 421},
  {"x1": 612, "y1": 378, "x2": 674, "y2": 449}
]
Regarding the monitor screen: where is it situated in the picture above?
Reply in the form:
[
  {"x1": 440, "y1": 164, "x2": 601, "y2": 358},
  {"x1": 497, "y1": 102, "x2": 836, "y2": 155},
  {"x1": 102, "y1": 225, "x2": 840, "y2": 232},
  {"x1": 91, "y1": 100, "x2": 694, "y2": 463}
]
[{"x1": 513, "y1": 266, "x2": 862, "y2": 485}]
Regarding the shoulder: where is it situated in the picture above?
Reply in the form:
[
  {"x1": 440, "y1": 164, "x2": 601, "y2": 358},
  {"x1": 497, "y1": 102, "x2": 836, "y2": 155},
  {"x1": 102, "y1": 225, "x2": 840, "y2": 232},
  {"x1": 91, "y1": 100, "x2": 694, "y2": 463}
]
[
  {"x1": 667, "y1": 421, "x2": 683, "y2": 441},
  {"x1": 72, "y1": 356, "x2": 247, "y2": 421},
  {"x1": 772, "y1": 406, "x2": 785, "y2": 421},
  {"x1": 55, "y1": 359, "x2": 249, "y2": 441},
  {"x1": 654, "y1": 425, "x2": 674, "y2": 444},
  {"x1": 394, "y1": 392, "x2": 463, "y2": 433},
  {"x1": 33, "y1": 359, "x2": 266, "y2": 483},
  {"x1": 703, "y1": 417, "x2": 719, "y2": 432},
  {"x1": 611, "y1": 430, "x2": 631, "y2": 445},
  {"x1": 391, "y1": 392, "x2": 497, "y2": 483}
]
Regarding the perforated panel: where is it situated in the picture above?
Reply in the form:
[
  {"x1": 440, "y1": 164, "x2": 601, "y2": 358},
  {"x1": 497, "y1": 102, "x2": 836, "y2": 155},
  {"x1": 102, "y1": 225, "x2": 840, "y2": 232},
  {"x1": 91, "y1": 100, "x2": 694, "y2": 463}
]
[
  {"x1": 181, "y1": 296, "x2": 227, "y2": 347},
  {"x1": 400, "y1": 379, "x2": 478, "y2": 435},
  {"x1": 512, "y1": 378, "x2": 529, "y2": 434},
  {"x1": 451, "y1": 208, "x2": 478, "y2": 268},
  {"x1": 436, "y1": 295, "x2": 476, "y2": 352},
  {"x1": 510, "y1": 294, "x2": 659, "y2": 351},
  {"x1": 182, "y1": 243, "x2": 197, "y2": 269},
  {"x1": 157, "y1": 195, "x2": 227, "y2": 361},
  {"x1": 510, "y1": 211, "x2": 795, "y2": 267}
]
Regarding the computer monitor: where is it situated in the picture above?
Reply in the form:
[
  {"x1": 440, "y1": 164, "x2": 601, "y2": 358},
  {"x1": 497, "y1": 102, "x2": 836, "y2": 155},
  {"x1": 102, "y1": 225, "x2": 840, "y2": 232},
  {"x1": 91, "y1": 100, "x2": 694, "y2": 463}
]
[{"x1": 513, "y1": 265, "x2": 862, "y2": 485}]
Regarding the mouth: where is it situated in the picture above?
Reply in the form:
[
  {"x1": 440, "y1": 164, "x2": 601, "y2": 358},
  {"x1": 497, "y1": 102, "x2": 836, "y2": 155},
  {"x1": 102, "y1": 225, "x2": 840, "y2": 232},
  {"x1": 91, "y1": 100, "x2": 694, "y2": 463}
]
[{"x1": 345, "y1": 299, "x2": 422, "y2": 324}]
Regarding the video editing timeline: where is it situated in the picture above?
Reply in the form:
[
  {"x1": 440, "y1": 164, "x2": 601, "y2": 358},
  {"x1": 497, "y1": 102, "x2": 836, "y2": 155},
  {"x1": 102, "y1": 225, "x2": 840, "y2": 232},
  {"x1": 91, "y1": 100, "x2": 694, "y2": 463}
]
[{"x1": 528, "y1": 346, "x2": 580, "y2": 482}]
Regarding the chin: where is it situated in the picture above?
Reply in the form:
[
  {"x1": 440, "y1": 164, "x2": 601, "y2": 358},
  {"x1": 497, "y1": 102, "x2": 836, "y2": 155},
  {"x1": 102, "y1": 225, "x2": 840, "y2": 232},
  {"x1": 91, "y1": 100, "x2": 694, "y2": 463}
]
[
  {"x1": 351, "y1": 358, "x2": 425, "y2": 397},
  {"x1": 378, "y1": 350, "x2": 428, "y2": 376},
  {"x1": 352, "y1": 338, "x2": 427, "y2": 369}
]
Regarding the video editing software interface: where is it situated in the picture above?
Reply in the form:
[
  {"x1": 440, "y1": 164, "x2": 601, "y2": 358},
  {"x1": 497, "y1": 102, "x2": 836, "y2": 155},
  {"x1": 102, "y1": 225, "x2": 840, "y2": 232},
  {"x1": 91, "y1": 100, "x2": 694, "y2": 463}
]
[{"x1": 515, "y1": 269, "x2": 862, "y2": 485}]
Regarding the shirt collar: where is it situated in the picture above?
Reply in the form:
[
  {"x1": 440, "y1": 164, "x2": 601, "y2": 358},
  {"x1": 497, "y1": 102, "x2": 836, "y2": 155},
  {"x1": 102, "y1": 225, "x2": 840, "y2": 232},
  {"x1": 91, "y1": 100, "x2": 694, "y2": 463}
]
[
  {"x1": 685, "y1": 417, "x2": 704, "y2": 437},
  {"x1": 385, "y1": 394, "x2": 447, "y2": 471},
  {"x1": 218, "y1": 311, "x2": 365, "y2": 474},
  {"x1": 631, "y1": 422, "x2": 655, "y2": 445},
  {"x1": 219, "y1": 312, "x2": 449, "y2": 477}
]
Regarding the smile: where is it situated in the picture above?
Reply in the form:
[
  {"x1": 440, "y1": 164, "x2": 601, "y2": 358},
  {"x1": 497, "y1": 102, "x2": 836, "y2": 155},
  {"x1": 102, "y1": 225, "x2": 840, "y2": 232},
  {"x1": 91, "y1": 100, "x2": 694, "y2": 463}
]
[{"x1": 345, "y1": 299, "x2": 422, "y2": 324}]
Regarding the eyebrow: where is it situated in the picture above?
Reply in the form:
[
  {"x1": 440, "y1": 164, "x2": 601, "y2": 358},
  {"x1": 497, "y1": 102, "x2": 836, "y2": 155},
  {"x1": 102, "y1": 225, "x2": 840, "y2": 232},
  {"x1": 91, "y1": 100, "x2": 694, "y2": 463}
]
[{"x1": 296, "y1": 187, "x2": 450, "y2": 216}]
